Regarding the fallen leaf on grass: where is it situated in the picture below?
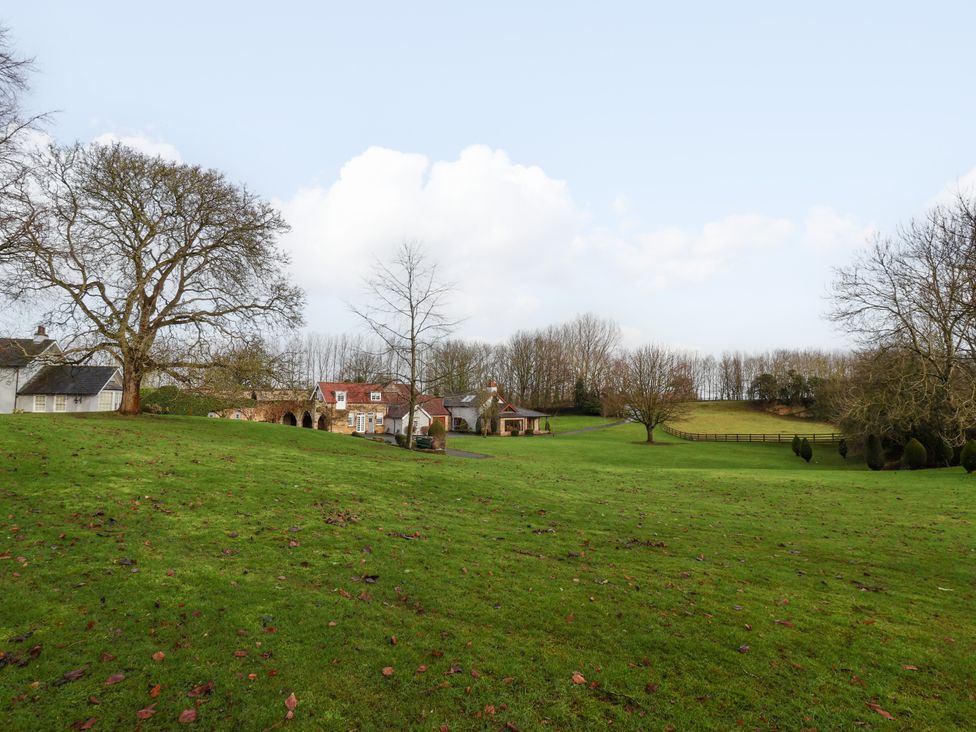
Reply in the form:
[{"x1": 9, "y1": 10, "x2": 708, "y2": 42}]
[
  {"x1": 233, "y1": 650, "x2": 247, "y2": 658},
  {"x1": 136, "y1": 704, "x2": 156, "y2": 720},
  {"x1": 178, "y1": 708, "x2": 197, "y2": 723},
  {"x1": 382, "y1": 666, "x2": 394, "y2": 677},
  {"x1": 866, "y1": 702, "x2": 895, "y2": 720},
  {"x1": 285, "y1": 692, "x2": 298, "y2": 719},
  {"x1": 99, "y1": 653, "x2": 114, "y2": 662},
  {"x1": 59, "y1": 667, "x2": 87, "y2": 684},
  {"x1": 737, "y1": 645, "x2": 750, "y2": 654},
  {"x1": 149, "y1": 684, "x2": 161, "y2": 697},
  {"x1": 903, "y1": 665, "x2": 919, "y2": 671},
  {"x1": 105, "y1": 673, "x2": 126, "y2": 685},
  {"x1": 152, "y1": 651, "x2": 165, "y2": 662},
  {"x1": 71, "y1": 719, "x2": 96, "y2": 730},
  {"x1": 774, "y1": 619, "x2": 795, "y2": 628},
  {"x1": 187, "y1": 680, "x2": 214, "y2": 697},
  {"x1": 415, "y1": 665, "x2": 428, "y2": 673},
  {"x1": 572, "y1": 672, "x2": 586, "y2": 685}
]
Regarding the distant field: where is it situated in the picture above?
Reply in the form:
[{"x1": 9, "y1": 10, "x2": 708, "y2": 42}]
[
  {"x1": 672, "y1": 400, "x2": 838, "y2": 434},
  {"x1": 547, "y1": 414, "x2": 621, "y2": 433},
  {"x1": 1, "y1": 414, "x2": 973, "y2": 730}
]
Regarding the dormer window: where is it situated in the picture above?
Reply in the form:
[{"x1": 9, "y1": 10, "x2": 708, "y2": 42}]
[
  {"x1": 335, "y1": 391, "x2": 347, "y2": 409},
  {"x1": 370, "y1": 392, "x2": 381, "y2": 402}
]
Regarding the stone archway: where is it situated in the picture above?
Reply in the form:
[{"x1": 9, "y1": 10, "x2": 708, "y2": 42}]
[
  {"x1": 302, "y1": 411, "x2": 313, "y2": 428},
  {"x1": 317, "y1": 414, "x2": 329, "y2": 431},
  {"x1": 282, "y1": 412, "x2": 297, "y2": 426}
]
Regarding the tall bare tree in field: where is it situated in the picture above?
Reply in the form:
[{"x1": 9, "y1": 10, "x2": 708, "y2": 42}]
[
  {"x1": 830, "y1": 195, "x2": 976, "y2": 449},
  {"x1": 0, "y1": 143, "x2": 305, "y2": 414},
  {"x1": 620, "y1": 345, "x2": 695, "y2": 443},
  {"x1": 352, "y1": 241, "x2": 456, "y2": 446}
]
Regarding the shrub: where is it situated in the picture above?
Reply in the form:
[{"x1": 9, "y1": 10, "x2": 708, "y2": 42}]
[
  {"x1": 510, "y1": 428, "x2": 520, "y2": 436},
  {"x1": 799, "y1": 438, "x2": 812, "y2": 463},
  {"x1": 838, "y1": 439, "x2": 848, "y2": 459},
  {"x1": 865, "y1": 434, "x2": 884, "y2": 471},
  {"x1": 902, "y1": 437, "x2": 927, "y2": 470},
  {"x1": 960, "y1": 440, "x2": 976, "y2": 473},
  {"x1": 454, "y1": 419, "x2": 470, "y2": 433},
  {"x1": 394, "y1": 433, "x2": 408, "y2": 448},
  {"x1": 427, "y1": 419, "x2": 446, "y2": 448},
  {"x1": 525, "y1": 428, "x2": 535, "y2": 436},
  {"x1": 791, "y1": 435, "x2": 801, "y2": 456}
]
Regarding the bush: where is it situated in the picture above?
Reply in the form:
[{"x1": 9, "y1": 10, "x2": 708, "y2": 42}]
[
  {"x1": 427, "y1": 419, "x2": 446, "y2": 448},
  {"x1": 394, "y1": 433, "x2": 408, "y2": 448},
  {"x1": 960, "y1": 440, "x2": 976, "y2": 473},
  {"x1": 454, "y1": 419, "x2": 470, "y2": 433},
  {"x1": 902, "y1": 437, "x2": 927, "y2": 470},
  {"x1": 510, "y1": 428, "x2": 520, "y2": 436},
  {"x1": 799, "y1": 438, "x2": 812, "y2": 463},
  {"x1": 838, "y1": 439, "x2": 848, "y2": 459},
  {"x1": 865, "y1": 434, "x2": 884, "y2": 471},
  {"x1": 791, "y1": 435, "x2": 801, "y2": 456},
  {"x1": 525, "y1": 428, "x2": 534, "y2": 436}
]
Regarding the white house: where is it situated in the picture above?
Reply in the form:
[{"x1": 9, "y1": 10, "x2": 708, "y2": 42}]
[{"x1": 0, "y1": 326, "x2": 122, "y2": 414}]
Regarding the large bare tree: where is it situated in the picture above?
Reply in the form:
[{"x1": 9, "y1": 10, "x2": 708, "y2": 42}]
[
  {"x1": 0, "y1": 142, "x2": 304, "y2": 414},
  {"x1": 620, "y1": 345, "x2": 695, "y2": 443},
  {"x1": 351, "y1": 241, "x2": 456, "y2": 446},
  {"x1": 830, "y1": 195, "x2": 976, "y2": 448}
]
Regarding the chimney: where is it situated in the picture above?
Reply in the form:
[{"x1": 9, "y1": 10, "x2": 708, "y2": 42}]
[
  {"x1": 33, "y1": 324, "x2": 47, "y2": 343},
  {"x1": 486, "y1": 380, "x2": 498, "y2": 393}
]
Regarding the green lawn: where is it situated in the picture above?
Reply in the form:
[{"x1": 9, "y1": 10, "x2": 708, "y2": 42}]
[
  {"x1": 1, "y1": 414, "x2": 974, "y2": 730},
  {"x1": 546, "y1": 414, "x2": 622, "y2": 434},
  {"x1": 672, "y1": 400, "x2": 838, "y2": 434}
]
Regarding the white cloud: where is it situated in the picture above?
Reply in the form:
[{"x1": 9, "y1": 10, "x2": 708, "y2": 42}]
[
  {"x1": 931, "y1": 164, "x2": 976, "y2": 207},
  {"x1": 275, "y1": 144, "x2": 871, "y2": 341},
  {"x1": 91, "y1": 133, "x2": 182, "y2": 163}
]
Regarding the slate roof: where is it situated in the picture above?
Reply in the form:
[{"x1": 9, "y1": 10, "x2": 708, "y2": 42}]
[
  {"x1": 499, "y1": 407, "x2": 549, "y2": 418},
  {"x1": 18, "y1": 365, "x2": 121, "y2": 395},
  {"x1": 0, "y1": 338, "x2": 57, "y2": 368},
  {"x1": 385, "y1": 396, "x2": 449, "y2": 420},
  {"x1": 442, "y1": 393, "x2": 489, "y2": 408}
]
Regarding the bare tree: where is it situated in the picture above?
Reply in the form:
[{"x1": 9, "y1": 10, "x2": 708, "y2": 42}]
[
  {"x1": 0, "y1": 142, "x2": 304, "y2": 414},
  {"x1": 830, "y1": 195, "x2": 976, "y2": 448},
  {"x1": 620, "y1": 345, "x2": 695, "y2": 443},
  {"x1": 351, "y1": 241, "x2": 456, "y2": 446}
]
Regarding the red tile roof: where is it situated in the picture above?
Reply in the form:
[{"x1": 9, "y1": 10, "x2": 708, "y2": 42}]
[{"x1": 317, "y1": 382, "x2": 389, "y2": 405}]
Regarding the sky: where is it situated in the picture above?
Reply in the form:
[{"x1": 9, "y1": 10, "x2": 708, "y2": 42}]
[{"x1": 4, "y1": 2, "x2": 976, "y2": 352}]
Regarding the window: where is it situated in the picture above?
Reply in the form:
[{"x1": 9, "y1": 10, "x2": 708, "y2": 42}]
[
  {"x1": 336, "y1": 391, "x2": 347, "y2": 409},
  {"x1": 113, "y1": 391, "x2": 121, "y2": 410},
  {"x1": 54, "y1": 395, "x2": 66, "y2": 412},
  {"x1": 462, "y1": 395, "x2": 475, "y2": 403},
  {"x1": 347, "y1": 412, "x2": 354, "y2": 427},
  {"x1": 98, "y1": 392, "x2": 113, "y2": 410},
  {"x1": 370, "y1": 392, "x2": 381, "y2": 402},
  {"x1": 376, "y1": 412, "x2": 384, "y2": 426},
  {"x1": 33, "y1": 395, "x2": 47, "y2": 412}
]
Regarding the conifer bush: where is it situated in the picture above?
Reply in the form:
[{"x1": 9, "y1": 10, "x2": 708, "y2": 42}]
[
  {"x1": 838, "y1": 438, "x2": 848, "y2": 459},
  {"x1": 800, "y1": 438, "x2": 813, "y2": 463},
  {"x1": 791, "y1": 434, "x2": 801, "y2": 456},
  {"x1": 903, "y1": 437, "x2": 927, "y2": 470},
  {"x1": 960, "y1": 440, "x2": 976, "y2": 474},
  {"x1": 866, "y1": 434, "x2": 884, "y2": 471}
]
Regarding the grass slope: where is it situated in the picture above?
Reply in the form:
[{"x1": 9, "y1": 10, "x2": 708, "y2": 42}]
[
  {"x1": 672, "y1": 401, "x2": 838, "y2": 434},
  {"x1": 1, "y1": 415, "x2": 973, "y2": 730}
]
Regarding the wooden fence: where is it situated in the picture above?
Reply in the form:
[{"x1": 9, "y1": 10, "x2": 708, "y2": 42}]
[{"x1": 661, "y1": 424, "x2": 844, "y2": 444}]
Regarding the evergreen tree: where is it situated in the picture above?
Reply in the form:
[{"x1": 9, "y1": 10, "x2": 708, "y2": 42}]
[
  {"x1": 960, "y1": 440, "x2": 976, "y2": 474},
  {"x1": 791, "y1": 434, "x2": 801, "y2": 456},
  {"x1": 838, "y1": 438, "x2": 848, "y2": 459},
  {"x1": 866, "y1": 434, "x2": 884, "y2": 471},
  {"x1": 902, "y1": 437, "x2": 927, "y2": 470},
  {"x1": 800, "y1": 438, "x2": 813, "y2": 463}
]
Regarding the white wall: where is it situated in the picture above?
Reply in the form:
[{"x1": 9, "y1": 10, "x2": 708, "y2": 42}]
[
  {"x1": 0, "y1": 368, "x2": 17, "y2": 413},
  {"x1": 15, "y1": 389, "x2": 121, "y2": 413}
]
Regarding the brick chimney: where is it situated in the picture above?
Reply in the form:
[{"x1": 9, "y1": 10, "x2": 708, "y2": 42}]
[{"x1": 33, "y1": 324, "x2": 47, "y2": 343}]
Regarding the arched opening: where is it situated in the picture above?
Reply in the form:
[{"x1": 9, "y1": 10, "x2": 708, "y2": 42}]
[
  {"x1": 317, "y1": 414, "x2": 328, "y2": 431},
  {"x1": 282, "y1": 412, "x2": 297, "y2": 426},
  {"x1": 302, "y1": 411, "x2": 313, "y2": 428}
]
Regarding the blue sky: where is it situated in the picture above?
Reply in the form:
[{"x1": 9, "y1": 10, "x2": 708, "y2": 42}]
[{"x1": 5, "y1": 2, "x2": 976, "y2": 350}]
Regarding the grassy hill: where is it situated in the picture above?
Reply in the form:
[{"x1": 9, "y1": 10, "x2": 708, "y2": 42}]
[
  {"x1": 671, "y1": 400, "x2": 838, "y2": 434},
  {"x1": 1, "y1": 414, "x2": 973, "y2": 730}
]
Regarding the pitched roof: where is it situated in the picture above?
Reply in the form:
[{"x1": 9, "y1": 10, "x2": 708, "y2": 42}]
[
  {"x1": 442, "y1": 392, "x2": 489, "y2": 408},
  {"x1": 317, "y1": 381, "x2": 404, "y2": 405},
  {"x1": 385, "y1": 396, "x2": 449, "y2": 420},
  {"x1": 0, "y1": 338, "x2": 57, "y2": 368},
  {"x1": 18, "y1": 365, "x2": 121, "y2": 395}
]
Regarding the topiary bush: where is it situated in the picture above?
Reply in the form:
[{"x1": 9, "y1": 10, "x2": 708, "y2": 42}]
[
  {"x1": 791, "y1": 435, "x2": 801, "y2": 456},
  {"x1": 838, "y1": 438, "x2": 848, "y2": 460},
  {"x1": 960, "y1": 440, "x2": 976, "y2": 473},
  {"x1": 902, "y1": 437, "x2": 927, "y2": 469},
  {"x1": 800, "y1": 438, "x2": 812, "y2": 463},
  {"x1": 865, "y1": 434, "x2": 884, "y2": 471},
  {"x1": 427, "y1": 419, "x2": 446, "y2": 448}
]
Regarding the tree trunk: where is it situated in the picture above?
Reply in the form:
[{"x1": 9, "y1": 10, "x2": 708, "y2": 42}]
[
  {"x1": 645, "y1": 422, "x2": 654, "y2": 443},
  {"x1": 120, "y1": 361, "x2": 142, "y2": 415}
]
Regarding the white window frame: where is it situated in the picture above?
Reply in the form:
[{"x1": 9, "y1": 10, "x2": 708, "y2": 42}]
[
  {"x1": 335, "y1": 391, "x2": 347, "y2": 409},
  {"x1": 370, "y1": 392, "x2": 381, "y2": 402},
  {"x1": 347, "y1": 412, "x2": 354, "y2": 427},
  {"x1": 33, "y1": 395, "x2": 47, "y2": 412},
  {"x1": 355, "y1": 413, "x2": 366, "y2": 432},
  {"x1": 113, "y1": 391, "x2": 121, "y2": 410},
  {"x1": 376, "y1": 412, "x2": 384, "y2": 426},
  {"x1": 98, "y1": 391, "x2": 113, "y2": 410},
  {"x1": 54, "y1": 395, "x2": 66, "y2": 412}
]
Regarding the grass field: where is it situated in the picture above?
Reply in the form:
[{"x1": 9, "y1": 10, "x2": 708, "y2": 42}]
[
  {"x1": 1, "y1": 414, "x2": 974, "y2": 730},
  {"x1": 671, "y1": 401, "x2": 838, "y2": 434},
  {"x1": 546, "y1": 415, "x2": 622, "y2": 434}
]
